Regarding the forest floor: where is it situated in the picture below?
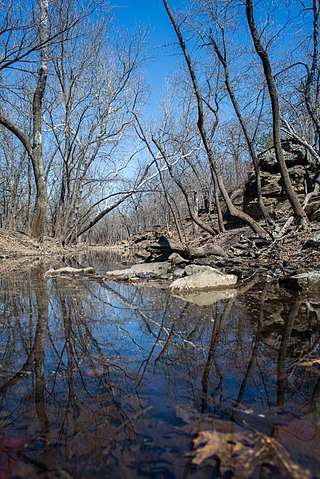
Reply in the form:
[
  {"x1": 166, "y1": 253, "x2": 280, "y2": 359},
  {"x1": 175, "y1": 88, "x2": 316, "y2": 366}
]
[
  {"x1": 0, "y1": 221, "x2": 319, "y2": 278},
  {"x1": 127, "y1": 220, "x2": 320, "y2": 279},
  {"x1": 0, "y1": 229, "x2": 62, "y2": 257}
]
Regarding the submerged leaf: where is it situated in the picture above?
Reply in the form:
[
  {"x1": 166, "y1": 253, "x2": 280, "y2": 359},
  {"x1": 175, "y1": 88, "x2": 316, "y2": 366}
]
[
  {"x1": 192, "y1": 428, "x2": 311, "y2": 479},
  {"x1": 299, "y1": 358, "x2": 320, "y2": 367}
]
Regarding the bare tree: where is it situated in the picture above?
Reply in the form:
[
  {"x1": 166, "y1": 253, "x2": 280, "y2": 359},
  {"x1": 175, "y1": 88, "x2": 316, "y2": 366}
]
[
  {"x1": 45, "y1": 8, "x2": 147, "y2": 243},
  {"x1": 162, "y1": 0, "x2": 268, "y2": 238},
  {"x1": 0, "y1": 0, "x2": 90, "y2": 241},
  {"x1": 0, "y1": 130, "x2": 28, "y2": 229},
  {"x1": 302, "y1": 0, "x2": 320, "y2": 150},
  {"x1": 206, "y1": 26, "x2": 273, "y2": 225},
  {"x1": 0, "y1": 0, "x2": 49, "y2": 241},
  {"x1": 279, "y1": 1, "x2": 320, "y2": 164},
  {"x1": 245, "y1": 0, "x2": 309, "y2": 228}
]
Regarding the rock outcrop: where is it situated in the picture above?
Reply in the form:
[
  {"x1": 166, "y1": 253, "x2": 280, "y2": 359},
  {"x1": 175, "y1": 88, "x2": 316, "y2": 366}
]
[{"x1": 243, "y1": 139, "x2": 320, "y2": 220}]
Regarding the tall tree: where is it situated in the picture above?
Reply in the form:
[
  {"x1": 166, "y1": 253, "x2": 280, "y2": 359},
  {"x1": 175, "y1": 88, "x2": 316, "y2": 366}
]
[
  {"x1": 0, "y1": 0, "x2": 82, "y2": 241},
  {"x1": 162, "y1": 0, "x2": 268, "y2": 238},
  {"x1": 30, "y1": 0, "x2": 49, "y2": 241},
  {"x1": 245, "y1": 0, "x2": 309, "y2": 228},
  {"x1": 207, "y1": 27, "x2": 273, "y2": 225},
  {"x1": 46, "y1": 12, "x2": 147, "y2": 243},
  {"x1": 0, "y1": 0, "x2": 50, "y2": 241}
]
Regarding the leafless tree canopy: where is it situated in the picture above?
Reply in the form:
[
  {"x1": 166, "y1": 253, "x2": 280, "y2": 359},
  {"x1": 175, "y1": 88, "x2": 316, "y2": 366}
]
[{"x1": 0, "y1": 0, "x2": 318, "y2": 243}]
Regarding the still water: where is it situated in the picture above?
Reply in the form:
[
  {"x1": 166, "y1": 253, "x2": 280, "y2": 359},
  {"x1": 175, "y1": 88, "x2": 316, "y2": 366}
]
[{"x1": 0, "y1": 254, "x2": 319, "y2": 479}]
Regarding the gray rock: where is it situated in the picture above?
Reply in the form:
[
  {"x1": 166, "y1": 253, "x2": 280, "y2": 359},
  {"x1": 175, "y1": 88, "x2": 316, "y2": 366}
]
[
  {"x1": 261, "y1": 173, "x2": 282, "y2": 195},
  {"x1": 130, "y1": 262, "x2": 171, "y2": 274},
  {"x1": 305, "y1": 200, "x2": 320, "y2": 222},
  {"x1": 184, "y1": 264, "x2": 217, "y2": 276},
  {"x1": 168, "y1": 253, "x2": 188, "y2": 265},
  {"x1": 172, "y1": 268, "x2": 185, "y2": 278},
  {"x1": 281, "y1": 271, "x2": 320, "y2": 291},
  {"x1": 243, "y1": 139, "x2": 320, "y2": 220},
  {"x1": 314, "y1": 231, "x2": 320, "y2": 242},
  {"x1": 170, "y1": 268, "x2": 238, "y2": 292},
  {"x1": 44, "y1": 266, "x2": 95, "y2": 277},
  {"x1": 259, "y1": 140, "x2": 314, "y2": 172},
  {"x1": 105, "y1": 261, "x2": 171, "y2": 280}
]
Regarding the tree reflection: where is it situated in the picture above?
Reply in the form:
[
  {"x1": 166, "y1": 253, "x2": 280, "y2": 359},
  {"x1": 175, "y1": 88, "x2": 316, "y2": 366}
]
[{"x1": 0, "y1": 265, "x2": 318, "y2": 478}]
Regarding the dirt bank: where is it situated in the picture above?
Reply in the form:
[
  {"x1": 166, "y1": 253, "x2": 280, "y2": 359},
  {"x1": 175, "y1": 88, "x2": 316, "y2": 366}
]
[{"x1": 0, "y1": 222, "x2": 319, "y2": 280}]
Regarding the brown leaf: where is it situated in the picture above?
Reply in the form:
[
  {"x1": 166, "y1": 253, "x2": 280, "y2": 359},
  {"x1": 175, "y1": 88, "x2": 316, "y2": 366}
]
[
  {"x1": 299, "y1": 358, "x2": 320, "y2": 367},
  {"x1": 192, "y1": 428, "x2": 311, "y2": 479}
]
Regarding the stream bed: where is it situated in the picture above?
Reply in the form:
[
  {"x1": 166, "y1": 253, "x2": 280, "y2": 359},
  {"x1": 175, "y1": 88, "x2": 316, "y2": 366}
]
[{"x1": 0, "y1": 254, "x2": 319, "y2": 478}]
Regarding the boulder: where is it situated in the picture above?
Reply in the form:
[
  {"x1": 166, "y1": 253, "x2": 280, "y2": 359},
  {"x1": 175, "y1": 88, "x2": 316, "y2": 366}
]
[
  {"x1": 184, "y1": 264, "x2": 216, "y2": 276},
  {"x1": 104, "y1": 261, "x2": 171, "y2": 280},
  {"x1": 280, "y1": 271, "x2": 320, "y2": 292},
  {"x1": 305, "y1": 199, "x2": 320, "y2": 222},
  {"x1": 260, "y1": 172, "x2": 282, "y2": 196},
  {"x1": 172, "y1": 267, "x2": 185, "y2": 278},
  {"x1": 130, "y1": 262, "x2": 171, "y2": 275},
  {"x1": 259, "y1": 139, "x2": 315, "y2": 172},
  {"x1": 168, "y1": 253, "x2": 188, "y2": 266},
  {"x1": 170, "y1": 267, "x2": 237, "y2": 292},
  {"x1": 243, "y1": 139, "x2": 319, "y2": 220}
]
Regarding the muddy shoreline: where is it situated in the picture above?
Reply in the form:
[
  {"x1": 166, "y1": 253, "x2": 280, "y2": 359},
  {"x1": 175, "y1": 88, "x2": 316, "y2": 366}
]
[{"x1": 0, "y1": 224, "x2": 319, "y2": 291}]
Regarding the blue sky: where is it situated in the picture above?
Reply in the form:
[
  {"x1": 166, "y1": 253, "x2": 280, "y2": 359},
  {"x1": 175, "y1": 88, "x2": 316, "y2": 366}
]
[{"x1": 111, "y1": 0, "x2": 185, "y2": 116}]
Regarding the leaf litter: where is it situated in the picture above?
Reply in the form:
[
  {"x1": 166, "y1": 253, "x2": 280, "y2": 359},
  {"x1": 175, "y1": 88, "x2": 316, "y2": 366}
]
[{"x1": 192, "y1": 423, "x2": 312, "y2": 479}]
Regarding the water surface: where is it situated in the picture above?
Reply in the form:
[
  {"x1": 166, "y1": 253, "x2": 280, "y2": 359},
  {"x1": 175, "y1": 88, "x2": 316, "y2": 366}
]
[{"x1": 0, "y1": 255, "x2": 319, "y2": 478}]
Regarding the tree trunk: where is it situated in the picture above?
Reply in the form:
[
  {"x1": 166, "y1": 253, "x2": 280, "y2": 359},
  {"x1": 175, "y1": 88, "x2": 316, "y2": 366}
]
[
  {"x1": 304, "y1": 0, "x2": 320, "y2": 147},
  {"x1": 31, "y1": 175, "x2": 48, "y2": 242},
  {"x1": 0, "y1": 0, "x2": 49, "y2": 242},
  {"x1": 31, "y1": 0, "x2": 49, "y2": 241},
  {"x1": 152, "y1": 136, "x2": 219, "y2": 237},
  {"x1": 209, "y1": 33, "x2": 273, "y2": 226},
  {"x1": 162, "y1": 0, "x2": 269, "y2": 239},
  {"x1": 245, "y1": 0, "x2": 308, "y2": 228}
]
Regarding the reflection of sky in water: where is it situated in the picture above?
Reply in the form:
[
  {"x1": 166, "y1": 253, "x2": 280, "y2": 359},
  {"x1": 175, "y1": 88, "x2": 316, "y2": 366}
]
[{"x1": 0, "y1": 264, "x2": 319, "y2": 479}]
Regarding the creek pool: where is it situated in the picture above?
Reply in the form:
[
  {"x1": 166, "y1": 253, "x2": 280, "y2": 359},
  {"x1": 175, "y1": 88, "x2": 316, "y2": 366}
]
[{"x1": 0, "y1": 254, "x2": 319, "y2": 479}]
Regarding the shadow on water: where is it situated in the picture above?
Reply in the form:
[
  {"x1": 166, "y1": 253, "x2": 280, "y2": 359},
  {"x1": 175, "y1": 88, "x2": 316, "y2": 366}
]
[{"x1": 0, "y1": 255, "x2": 319, "y2": 478}]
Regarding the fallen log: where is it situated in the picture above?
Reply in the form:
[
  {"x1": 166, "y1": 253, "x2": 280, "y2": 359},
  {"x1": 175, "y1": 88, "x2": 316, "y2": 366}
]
[{"x1": 147, "y1": 236, "x2": 226, "y2": 259}]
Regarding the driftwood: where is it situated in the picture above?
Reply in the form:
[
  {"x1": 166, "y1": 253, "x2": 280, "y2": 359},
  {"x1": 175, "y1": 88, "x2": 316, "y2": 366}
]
[
  {"x1": 147, "y1": 236, "x2": 226, "y2": 259},
  {"x1": 44, "y1": 266, "x2": 95, "y2": 277}
]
